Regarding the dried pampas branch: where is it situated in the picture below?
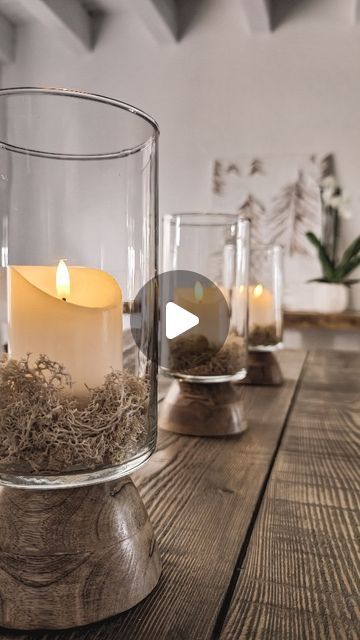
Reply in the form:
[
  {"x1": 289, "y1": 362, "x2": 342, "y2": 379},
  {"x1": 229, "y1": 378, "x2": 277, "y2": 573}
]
[{"x1": 0, "y1": 354, "x2": 149, "y2": 475}]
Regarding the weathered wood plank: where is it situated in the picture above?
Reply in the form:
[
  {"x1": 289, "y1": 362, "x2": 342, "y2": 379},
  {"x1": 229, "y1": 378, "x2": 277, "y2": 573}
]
[
  {"x1": 284, "y1": 310, "x2": 360, "y2": 332},
  {"x1": 0, "y1": 350, "x2": 306, "y2": 639},
  {"x1": 221, "y1": 350, "x2": 360, "y2": 640}
]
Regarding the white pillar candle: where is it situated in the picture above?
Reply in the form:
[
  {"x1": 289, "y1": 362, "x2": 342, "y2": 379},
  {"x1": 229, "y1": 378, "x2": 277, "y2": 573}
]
[
  {"x1": 248, "y1": 283, "x2": 274, "y2": 329},
  {"x1": 8, "y1": 263, "x2": 123, "y2": 395},
  {"x1": 174, "y1": 281, "x2": 228, "y2": 347}
]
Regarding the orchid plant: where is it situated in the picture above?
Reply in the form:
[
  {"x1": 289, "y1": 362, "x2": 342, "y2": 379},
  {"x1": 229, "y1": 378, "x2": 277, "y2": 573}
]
[
  {"x1": 306, "y1": 175, "x2": 360, "y2": 286},
  {"x1": 320, "y1": 175, "x2": 351, "y2": 263},
  {"x1": 306, "y1": 232, "x2": 360, "y2": 286}
]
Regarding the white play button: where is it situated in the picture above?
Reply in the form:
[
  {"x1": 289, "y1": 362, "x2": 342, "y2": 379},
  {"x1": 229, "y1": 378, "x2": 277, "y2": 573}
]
[
  {"x1": 130, "y1": 270, "x2": 231, "y2": 370},
  {"x1": 166, "y1": 302, "x2": 199, "y2": 340}
]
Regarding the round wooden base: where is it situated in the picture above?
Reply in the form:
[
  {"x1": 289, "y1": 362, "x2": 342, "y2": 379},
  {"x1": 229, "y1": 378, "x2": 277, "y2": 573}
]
[
  {"x1": 241, "y1": 351, "x2": 284, "y2": 386},
  {"x1": 0, "y1": 477, "x2": 161, "y2": 630},
  {"x1": 159, "y1": 381, "x2": 247, "y2": 437}
]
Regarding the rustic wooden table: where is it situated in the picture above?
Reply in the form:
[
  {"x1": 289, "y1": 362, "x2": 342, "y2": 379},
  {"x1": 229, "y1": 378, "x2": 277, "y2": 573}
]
[
  {"x1": 1, "y1": 349, "x2": 359, "y2": 640},
  {"x1": 284, "y1": 310, "x2": 360, "y2": 332}
]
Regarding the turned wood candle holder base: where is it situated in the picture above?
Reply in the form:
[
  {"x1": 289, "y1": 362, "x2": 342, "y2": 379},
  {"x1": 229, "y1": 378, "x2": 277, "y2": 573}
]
[
  {"x1": 159, "y1": 380, "x2": 247, "y2": 437},
  {"x1": 0, "y1": 477, "x2": 161, "y2": 630},
  {"x1": 241, "y1": 351, "x2": 284, "y2": 386}
]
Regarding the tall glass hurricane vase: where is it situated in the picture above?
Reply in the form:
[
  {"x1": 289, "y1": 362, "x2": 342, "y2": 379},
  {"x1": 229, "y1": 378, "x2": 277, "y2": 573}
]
[
  {"x1": 0, "y1": 88, "x2": 162, "y2": 631},
  {"x1": 0, "y1": 88, "x2": 159, "y2": 489},
  {"x1": 159, "y1": 213, "x2": 250, "y2": 438},
  {"x1": 248, "y1": 245, "x2": 283, "y2": 350},
  {"x1": 162, "y1": 213, "x2": 250, "y2": 382}
]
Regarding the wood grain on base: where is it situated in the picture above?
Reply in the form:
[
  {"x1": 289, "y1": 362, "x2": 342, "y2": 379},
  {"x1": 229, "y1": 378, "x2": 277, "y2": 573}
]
[
  {"x1": 159, "y1": 380, "x2": 247, "y2": 436},
  {"x1": 242, "y1": 351, "x2": 284, "y2": 386},
  {"x1": 0, "y1": 478, "x2": 161, "y2": 630},
  {"x1": 221, "y1": 349, "x2": 360, "y2": 639}
]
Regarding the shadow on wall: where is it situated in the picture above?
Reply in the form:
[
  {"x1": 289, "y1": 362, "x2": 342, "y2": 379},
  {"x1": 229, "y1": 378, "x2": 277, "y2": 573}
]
[
  {"x1": 271, "y1": 0, "x2": 313, "y2": 29},
  {"x1": 176, "y1": 0, "x2": 211, "y2": 39}
]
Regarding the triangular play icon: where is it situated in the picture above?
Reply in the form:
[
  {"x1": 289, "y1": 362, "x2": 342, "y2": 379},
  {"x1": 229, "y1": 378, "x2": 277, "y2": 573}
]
[{"x1": 166, "y1": 302, "x2": 199, "y2": 340}]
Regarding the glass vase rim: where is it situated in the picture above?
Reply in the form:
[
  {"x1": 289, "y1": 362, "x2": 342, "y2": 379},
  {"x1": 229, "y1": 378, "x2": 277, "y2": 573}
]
[{"x1": 0, "y1": 86, "x2": 159, "y2": 161}]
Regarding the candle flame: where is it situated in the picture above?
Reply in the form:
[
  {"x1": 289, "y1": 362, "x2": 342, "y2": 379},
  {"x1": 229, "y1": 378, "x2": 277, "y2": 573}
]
[
  {"x1": 56, "y1": 259, "x2": 70, "y2": 300},
  {"x1": 253, "y1": 283, "x2": 264, "y2": 299},
  {"x1": 194, "y1": 280, "x2": 204, "y2": 302}
]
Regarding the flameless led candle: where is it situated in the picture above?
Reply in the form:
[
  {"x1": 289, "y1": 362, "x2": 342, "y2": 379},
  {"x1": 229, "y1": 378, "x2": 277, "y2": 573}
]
[
  {"x1": 248, "y1": 283, "x2": 274, "y2": 329},
  {"x1": 8, "y1": 261, "x2": 123, "y2": 395},
  {"x1": 174, "y1": 281, "x2": 228, "y2": 347}
]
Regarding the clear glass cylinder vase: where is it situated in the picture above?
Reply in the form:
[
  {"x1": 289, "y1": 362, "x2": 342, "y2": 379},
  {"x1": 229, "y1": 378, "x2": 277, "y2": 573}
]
[
  {"x1": 0, "y1": 87, "x2": 159, "y2": 488},
  {"x1": 162, "y1": 213, "x2": 250, "y2": 383},
  {"x1": 248, "y1": 245, "x2": 283, "y2": 351}
]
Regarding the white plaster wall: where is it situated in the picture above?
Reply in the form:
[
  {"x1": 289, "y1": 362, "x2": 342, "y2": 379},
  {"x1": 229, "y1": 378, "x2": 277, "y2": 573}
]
[{"x1": 1, "y1": 0, "x2": 360, "y2": 350}]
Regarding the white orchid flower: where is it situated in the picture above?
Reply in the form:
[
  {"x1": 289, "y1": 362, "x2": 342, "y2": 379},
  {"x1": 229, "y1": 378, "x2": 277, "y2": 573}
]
[
  {"x1": 339, "y1": 208, "x2": 352, "y2": 220},
  {"x1": 328, "y1": 195, "x2": 342, "y2": 208},
  {"x1": 322, "y1": 187, "x2": 334, "y2": 205},
  {"x1": 321, "y1": 175, "x2": 337, "y2": 190},
  {"x1": 339, "y1": 199, "x2": 352, "y2": 220}
]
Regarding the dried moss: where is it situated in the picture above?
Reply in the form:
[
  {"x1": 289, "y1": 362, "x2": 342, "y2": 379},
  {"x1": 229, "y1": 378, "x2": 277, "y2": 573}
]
[
  {"x1": 167, "y1": 333, "x2": 246, "y2": 377},
  {"x1": 249, "y1": 324, "x2": 282, "y2": 347},
  {"x1": 0, "y1": 355, "x2": 149, "y2": 475}
]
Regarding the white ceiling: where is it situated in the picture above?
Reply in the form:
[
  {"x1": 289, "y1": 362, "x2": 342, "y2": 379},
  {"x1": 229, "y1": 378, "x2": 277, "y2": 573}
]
[
  {"x1": 81, "y1": 0, "x2": 124, "y2": 11},
  {"x1": 0, "y1": 0, "x2": 358, "y2": 65},
  {"x1": 0, "y1": 0, "x2": 358, "y2": 25}
]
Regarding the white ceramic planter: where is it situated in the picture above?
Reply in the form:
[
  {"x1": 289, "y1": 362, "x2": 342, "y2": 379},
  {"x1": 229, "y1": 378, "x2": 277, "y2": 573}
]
[{"x1": 313, "y1": 282, "x2": 349, "y2": 313}]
